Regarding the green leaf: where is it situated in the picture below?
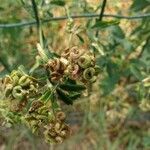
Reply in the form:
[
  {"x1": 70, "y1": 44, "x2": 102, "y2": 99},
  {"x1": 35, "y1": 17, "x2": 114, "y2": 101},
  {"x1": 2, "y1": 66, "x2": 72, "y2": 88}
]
[
  {"x1": 109, "y1": 25, "x2": 125, "y2": 39},
  {"x1": 130, "y1": 65, "x2": 143, "y2": 81},
  {"x1": 59, "y1": 83, "x2": 86, "y2": 92},
  {"x1": 70, "y1": 92, "x2": 81, "y2": 100},
  {"x1": 92, "y1": 20, "x2": 119, "y2": 29},
  {"x1": 56, "y1": 88, "x2": 73, "y2": 105},
  {"x1": 65, "y1": 78, "x2": 76, "y2": 84},
  {"x1": 40, "y1": 89, "x2": 51, "y2": 101},
  {"x1": 130, "y1": 0, "x2": 150, "y2": 11},
  {"x1": 50, "y1": 0, "x2": 65, "y2": 6},
  {"x1": 76, "y1": 34, "x2": 84, "y2": 43}
]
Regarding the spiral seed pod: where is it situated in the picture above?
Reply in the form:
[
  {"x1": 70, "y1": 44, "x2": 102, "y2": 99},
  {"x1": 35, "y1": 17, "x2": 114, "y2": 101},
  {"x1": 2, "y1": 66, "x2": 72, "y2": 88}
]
[
  {"x1": 4, "y1": 84, "x2": 13, "y2": 97},
  {"x1": 55, "y1": 136, "x2": 63, "y2": 143},
  {"x1": 83, "y1": 67, "x2": 96, "y2": 82},
  {"x1": 12, "y1": 86, "x2": 25, "y2": 100},
  {"x1": 59, "y1": 130, "x2": 67, "y2": 137},
  {"x1": 94, "y1": 65, "x2": 101, "y2": 75},
  {"x1": 48, "y1": 58, "x2": 61, "y2": 72},
  {"x1": 11, "y1": 75, "x2": 19, "y2": 86},
  {"x1": 61, "y1": 48, "x2": 70, "y2": 58},
  {"x1": 56, "y1": 111, "x2": 66, "y2": 121},
  {"x1": 50, "y1": 72, "x2": 61, "y2": 83},
  {"x1": 78, "y1": 54, "x2": 92, "y2": 69},
  {"x1": 69, "y1": 47, "x2": 84, "y2": 60},
  {"x1": 19, "y1": 75, "x2": 31, "y2": 87},
  {"x1": 71, "y1": 64, "x2": 80, "y2": 79},
  {"x1": 54, "y1": 122, "x2": 61, "y2": 133}
]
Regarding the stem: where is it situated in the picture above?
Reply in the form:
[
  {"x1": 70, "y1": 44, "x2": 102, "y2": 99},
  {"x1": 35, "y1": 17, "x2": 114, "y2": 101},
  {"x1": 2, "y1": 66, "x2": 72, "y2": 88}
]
[
  {"x1": 0, "y1": 13, "x2": 150, "y2": 28},
  {"x1": 31, "y1": 0, "x2": 44, "y2": 48},
  {"x1": 95, "y1": 0, "x2": 107, "y2": 37}
]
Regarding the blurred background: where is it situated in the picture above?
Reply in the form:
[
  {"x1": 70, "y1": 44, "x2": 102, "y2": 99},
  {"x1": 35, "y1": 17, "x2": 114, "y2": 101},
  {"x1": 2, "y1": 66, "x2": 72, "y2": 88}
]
[{"x1": 0, "y1": 0, "x2": 150, "y2": 149}]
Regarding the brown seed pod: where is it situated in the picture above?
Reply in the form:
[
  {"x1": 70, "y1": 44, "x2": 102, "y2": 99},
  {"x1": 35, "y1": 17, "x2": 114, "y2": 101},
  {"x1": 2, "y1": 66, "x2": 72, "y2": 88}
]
[
  {"x1": 56, "y1": 111, "x2": 66, "y2": 122},
  {"x1": 69, "y1": 47, "x2": 84, "y2": 61},
  {"x1": 55, "y1": 136, "x2": 63, "y2": 143},
  {"x1": 29, "y1": 100, "x2": 43, "y2": 114}
]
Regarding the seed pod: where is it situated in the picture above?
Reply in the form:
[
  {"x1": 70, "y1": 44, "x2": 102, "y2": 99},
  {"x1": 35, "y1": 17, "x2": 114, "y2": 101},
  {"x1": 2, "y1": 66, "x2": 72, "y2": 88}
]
[
  {"x1": 29, "y1": 101, "x2": 43, "y2": 113},
  {"x1": 19, "y1": 75, "x2": 31, "y2": 87},
  {"x1": 83, "y1": 67, "x2": 95, "y2": 81},
  {"x1": 54, "y1": 122, "x2": 61, "y2": 133},
  {"x1": 55, "y1": 136, "x2": 63, "y2": 143},
  {"x1": 12, "y1": 86, "x2": 24, "y2": 100},
  {"x1": 61, "y1": 48, "x2": 70, "y2": 58},
  {"x1": 59, "y1": 130, "x2": 67, "y2": 137},
  {"x1": 78, "y1": 55, "x2": 92, "y2": 69},
  {"x1": 48, "y1": 58, "x2": 61, "y2": 72},
  {"x1": 4, "y1": 84, "x2": 13, "y2": 97},
  {"x1": 12, "y1": 75, "x2": 19, "y2": 85},
  {"x1": 56, "y1": 111, "x2": 66, "y2": 121},
  {"x1": 71, "y1": 64, "x2": 80, "y2": 79},
  {"x1": 49, "y1": 131, "x2": 57, "y2": 137},
  {"x1": 50, "y1": 72, "x2": 61, "y2": 83},
  {"x1": 70, "y1": 47, "x2": 84, "y2": 60},
  {"x1": 94, "y1": 65, "x2": 101, "y2": 75}
]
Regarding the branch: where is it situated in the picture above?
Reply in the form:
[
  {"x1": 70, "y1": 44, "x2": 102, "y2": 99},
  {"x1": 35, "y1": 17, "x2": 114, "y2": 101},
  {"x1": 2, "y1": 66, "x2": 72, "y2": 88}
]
[
  {"x1": 96, "y1": 0, "x2": 107, "y2": 37},
  {"x1": 31, "y1": 0, "x2": 40, "y2": 29},
  {"x1": 0, "y1": 13, "x2": 150, "y2": 28}
]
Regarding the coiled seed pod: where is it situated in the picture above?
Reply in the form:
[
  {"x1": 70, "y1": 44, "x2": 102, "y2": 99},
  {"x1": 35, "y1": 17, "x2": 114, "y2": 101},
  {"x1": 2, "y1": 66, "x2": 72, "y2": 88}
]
[
  {"x1": 4, "y1": 84, "x2": 13, "y2": 97},
  {"x1": 56, "y1": 111, "x2": 66, "y2": 121},
  {"x1": 69, "y1": 47, "x2": 84, "y2": 60},
  {"x1": 78, "y1": 55, "x2": 92, "y2": 69},
  {"x1": 19, "y1": 75, "x2": 31, "y2": 87},
  {"x1": 12, "y1": 86, "x2": 25, "y2": 100},
  {"x1": 83, "y1": 67, "x2": 96, "y2": 82}
]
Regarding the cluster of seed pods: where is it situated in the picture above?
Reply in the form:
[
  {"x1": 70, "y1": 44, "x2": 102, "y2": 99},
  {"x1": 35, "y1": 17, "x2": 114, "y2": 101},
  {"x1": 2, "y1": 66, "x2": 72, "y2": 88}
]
[{"x1": 46, "y1": 46, "x2": 100, "y2": 84}]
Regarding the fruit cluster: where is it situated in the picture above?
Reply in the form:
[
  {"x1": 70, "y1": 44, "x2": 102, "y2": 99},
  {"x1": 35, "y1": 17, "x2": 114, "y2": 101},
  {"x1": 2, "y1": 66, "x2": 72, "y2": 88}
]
[{"x1": 45, "y1": 46, "x2": 100, "y2": 84}]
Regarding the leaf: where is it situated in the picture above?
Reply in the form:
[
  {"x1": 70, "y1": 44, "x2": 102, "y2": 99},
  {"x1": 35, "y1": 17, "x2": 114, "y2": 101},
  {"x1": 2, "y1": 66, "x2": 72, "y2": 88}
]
[
  {"x1": 130, "y1": 65, "x2": 143, "y2": 81},
  {"x1": 100, "y1": 74, "x2": 120, "y2": 95},
  {"x1": 56, "y1": 88, "x2": 73, "y2": 105},
  {"x1": 109, "y1": 25, "x2": 125, "y2": 39},
  {"x1": 76, "y1": 34, "x2": 84, "y2": 43},
  {"x1": 59, "y1": 83, "x2": 86, "y2": 92},
  {"x1": 130, "y1": 0, "x2": 150, "y2": 11},
  {"x1": 40, "y1": 89, "x2": 51, "y2": 101},
  {"x1": 70, "y1": 92, "x2": 81, "y2": 100},
  {"x1": 65, "y1": 78, "x2": 76, "y2": 84},
  {"x1": 50, "y1": 0, "x2": 65, "y2": 6},
  {"x1": 92, "y1": 20, "x2": 119, "y2": 29}
]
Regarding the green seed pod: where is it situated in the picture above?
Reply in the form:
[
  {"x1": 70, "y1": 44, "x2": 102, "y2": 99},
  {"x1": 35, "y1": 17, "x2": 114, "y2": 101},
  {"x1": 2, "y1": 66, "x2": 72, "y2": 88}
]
[
  {"x1": 12, "y1": 86, "x2": 24, "y2": 100},
  {"x1": 83, "y1": 67, "x2": 95, "y2": 81},
  {"x1": 10, "y1": 70, "x2": 22, "y2": 78},
  {"x1": 19, "y1": 75, "x2": 31, "y2": 87},
  {"x1": 94, "y1": 65, "x2": 101, "y2": 75},
  {"x1": 12, "y1": 75, "x2": 19, "y2": 85},
  {"x1": 4, "y1": 84, "x2": 13, "y2": 97},
  {"x1": 78, "y1": 55, "x2": 92, "y2": 69},
  {"x1": 38, "y1": 106, "x2": 49, "y2": 114}
]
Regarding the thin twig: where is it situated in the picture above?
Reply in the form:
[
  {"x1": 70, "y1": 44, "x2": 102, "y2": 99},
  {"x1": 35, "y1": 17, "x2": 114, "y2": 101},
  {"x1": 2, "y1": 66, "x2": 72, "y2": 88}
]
[
  {"x1": 31, "y1": 0, "x2": 40, "y2": 29},
  {"x1": 0, "y1": 13, "x2": 150, "y2": 28},
  {"x1": 31, "y1": 0, "x2": 44, "y2": 48},
  {"x1": 96, "y1": 0, "x2": 107, "y2": 37}
]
